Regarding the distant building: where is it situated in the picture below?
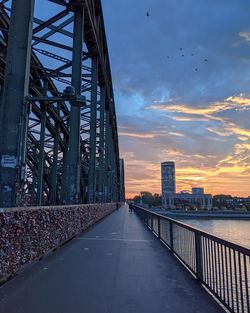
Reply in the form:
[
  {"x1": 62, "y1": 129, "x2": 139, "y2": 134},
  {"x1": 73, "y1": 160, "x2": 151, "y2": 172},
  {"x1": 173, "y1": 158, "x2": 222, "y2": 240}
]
[
  {"x1": 161, "y1": 161, "x2": 176, "y2": 208},
  {"x1": 213, "y1": 195, "x2": 250, "y2": 210},
  {"x1": 161, "y1": 162, "x2": 212, "y2": 210},
  {"x1": 192, "y1": 187, "x2": 204, "y2": 195},
  {"x1": 174, "y1": 188, "x2": 212, "y2": 210}
]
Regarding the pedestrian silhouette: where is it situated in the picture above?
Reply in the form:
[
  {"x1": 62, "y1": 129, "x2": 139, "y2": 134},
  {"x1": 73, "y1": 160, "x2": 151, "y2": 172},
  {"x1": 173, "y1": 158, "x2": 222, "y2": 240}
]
[{"x1": 129, "y1": 203, "x2": 133, "y2": 212}]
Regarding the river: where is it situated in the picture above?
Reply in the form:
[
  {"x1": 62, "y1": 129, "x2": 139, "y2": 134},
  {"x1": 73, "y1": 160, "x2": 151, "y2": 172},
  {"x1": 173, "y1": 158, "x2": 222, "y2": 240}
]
[{"x1": 179, "y1": 219, "x2": 250, "y2": 248}]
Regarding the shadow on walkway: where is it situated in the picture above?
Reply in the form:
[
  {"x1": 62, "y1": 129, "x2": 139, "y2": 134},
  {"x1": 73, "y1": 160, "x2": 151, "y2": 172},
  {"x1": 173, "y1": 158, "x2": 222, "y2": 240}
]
[{"x1": 0, "y1": 205, "x2": 225, "y2": 313}]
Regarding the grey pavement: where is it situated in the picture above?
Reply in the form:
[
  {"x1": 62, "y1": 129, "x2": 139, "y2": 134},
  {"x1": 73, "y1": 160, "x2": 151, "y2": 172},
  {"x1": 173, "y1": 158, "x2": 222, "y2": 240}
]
[{"x1": 0, "y1": 205, "x2": 225, "y2": 313}]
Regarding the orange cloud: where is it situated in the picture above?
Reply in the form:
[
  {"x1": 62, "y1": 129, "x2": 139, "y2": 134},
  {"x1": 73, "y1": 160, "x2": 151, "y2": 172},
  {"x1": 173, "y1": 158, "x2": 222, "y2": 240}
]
[
  {"x1": 122, "y1": 95, "x2": 250, "y2": 199},
  {"x1": 147, "y1": 103, "x2": 227, "y2": 115},
  {"x1": 225, "y1": 124, "x2": 250, "y2": 138},
  {"x1": 124, "y1": 151, "x2": 250, "y2": 198},
  {"x1": 147, "y1": 95, "x2": 250, "y2": 122},
  {"x1": 119, "y1": 132, "x2": 155, "y2": 139}
]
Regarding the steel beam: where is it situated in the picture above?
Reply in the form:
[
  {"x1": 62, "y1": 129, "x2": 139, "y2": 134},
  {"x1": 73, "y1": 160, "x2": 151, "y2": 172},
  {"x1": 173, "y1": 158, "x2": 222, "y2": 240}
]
[
  {"x1": 87, "y1": 56, "x2": 99, "y2": 203},
  {"x1": 97, "y1": 86, "x2": 105, "y2": 202},
  {"x1": 61, "y1": 141, "x2": 69, "y2": 204},
  {"x1": 105, "y1": 110, "x2": 112, "y2": 202},
  {"x1": 110, "y1": 137, "x2": 115, "y2": 202},
  {"x1": 66, "y1": 3, "x2": 84, "y2": 204},
  {"x1": 36, "y1": 105, "x2": 46, "y2": 205},
  {"x1": 0, "y1": 0, "x2": 35, "y2": 207},
  {"x1": 49, "y1": 103, "x2": 61, "y2": 204},
  {"x1": 0, "y1": 0, "x2": 123, "y2": 207}
]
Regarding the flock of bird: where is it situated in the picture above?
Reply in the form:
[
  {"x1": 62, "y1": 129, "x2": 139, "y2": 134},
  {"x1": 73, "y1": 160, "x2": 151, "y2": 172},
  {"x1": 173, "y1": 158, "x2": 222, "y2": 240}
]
[
  {"x1": 146, "y1": 12, "x2": 208, "y2": 72},
  {"x1": 177, "y1": 48, "x2": 208, "y2": 72}
]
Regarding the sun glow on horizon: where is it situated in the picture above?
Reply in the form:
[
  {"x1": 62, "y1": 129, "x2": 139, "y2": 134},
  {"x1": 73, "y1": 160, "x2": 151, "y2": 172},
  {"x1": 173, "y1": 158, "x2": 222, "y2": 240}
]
[{"x1": 119, "y1": 93, "x2": 250, "y2": 199}]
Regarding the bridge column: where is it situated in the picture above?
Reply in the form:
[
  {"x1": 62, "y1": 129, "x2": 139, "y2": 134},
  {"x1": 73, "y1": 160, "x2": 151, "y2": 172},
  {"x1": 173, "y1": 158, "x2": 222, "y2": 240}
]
[
  {"x1": 49, "y1": 103, "x2": 61, "y2": 205},
  {"x1": 98, "y1": 86, "x2": 106, "y2": 202},
  {"x1": 103, "y1": 110, "x2": 108, "y2": 202},
  {"x1": 110, "y1": 137, "x2": 116, "y2": 202},
  {"x1": 87, "y1": 57, "x2": 99, "y2": 203},
  {"x1": 102, "y1": 110, "x2": 107, "y2": 202},
  {"x1": 36, "y1": 105, "x2": 46, "y2": 205},
  {"x1": 105, "y1": 110, "x2": 111, "y2": 202},
  {"x1": 66, "y1": 3, "x2": 84, "y2": 204},
  {"x1": 61, "y1": 139, "x2": 69, "y2": 204},
  {"x1": 0, "y1": 0, "x2": 35, "y2": 207}
]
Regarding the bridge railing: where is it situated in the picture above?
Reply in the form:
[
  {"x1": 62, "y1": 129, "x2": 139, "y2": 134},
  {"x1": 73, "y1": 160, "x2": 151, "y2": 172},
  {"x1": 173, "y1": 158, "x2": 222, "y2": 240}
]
[{"x1": 133, "y1": 205, "x2": 250, "y2": 313}]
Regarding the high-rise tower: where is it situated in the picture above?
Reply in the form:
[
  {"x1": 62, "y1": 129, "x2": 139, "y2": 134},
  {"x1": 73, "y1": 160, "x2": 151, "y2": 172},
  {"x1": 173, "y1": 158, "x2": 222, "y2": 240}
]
[{"x1": 161, "y1": 161, "x2": 176, "y2": 209}]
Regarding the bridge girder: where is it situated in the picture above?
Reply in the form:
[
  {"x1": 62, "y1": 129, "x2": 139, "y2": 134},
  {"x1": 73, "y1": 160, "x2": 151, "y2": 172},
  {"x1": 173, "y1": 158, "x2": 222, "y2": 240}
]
[{"x1": 0, "y1": 0, "x2": 121, "y2": 207}]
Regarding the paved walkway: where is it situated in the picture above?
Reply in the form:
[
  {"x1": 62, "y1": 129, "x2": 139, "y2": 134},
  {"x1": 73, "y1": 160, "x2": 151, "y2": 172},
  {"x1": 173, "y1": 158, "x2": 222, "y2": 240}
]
[{"x1": 0, "y1": 205, "x2": 224, "y2": 313}]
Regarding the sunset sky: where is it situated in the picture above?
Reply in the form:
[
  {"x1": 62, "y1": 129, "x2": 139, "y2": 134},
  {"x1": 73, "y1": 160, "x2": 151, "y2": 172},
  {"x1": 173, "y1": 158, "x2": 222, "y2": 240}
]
[{"x1": 102, "y1": 0, "x2": 250, "y2": 198}]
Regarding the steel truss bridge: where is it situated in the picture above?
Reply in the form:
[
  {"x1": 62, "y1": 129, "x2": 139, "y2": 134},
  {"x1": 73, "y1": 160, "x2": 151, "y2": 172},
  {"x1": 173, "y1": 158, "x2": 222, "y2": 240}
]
[{"x1": 0, "y1": 0, "x2": 125, "y2": 207}]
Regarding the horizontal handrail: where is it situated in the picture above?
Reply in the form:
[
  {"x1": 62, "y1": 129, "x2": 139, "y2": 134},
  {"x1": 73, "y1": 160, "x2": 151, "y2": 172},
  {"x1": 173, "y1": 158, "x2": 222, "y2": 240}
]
[
  {"x1": 165, "y1": 210, "x2": 250, "y2": 215},
  {"x1": 136, "y1": 206, "x2": 250, "y2": 253},
  {"x1": 133, "y1": 204, "x2": 250, "y2": 313}
]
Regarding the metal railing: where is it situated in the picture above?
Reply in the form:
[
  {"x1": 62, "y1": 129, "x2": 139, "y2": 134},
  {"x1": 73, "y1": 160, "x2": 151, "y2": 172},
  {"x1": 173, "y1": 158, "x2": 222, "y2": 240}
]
[{"x1": 133, "y1": 205, "x2": 250, "y2": 313}]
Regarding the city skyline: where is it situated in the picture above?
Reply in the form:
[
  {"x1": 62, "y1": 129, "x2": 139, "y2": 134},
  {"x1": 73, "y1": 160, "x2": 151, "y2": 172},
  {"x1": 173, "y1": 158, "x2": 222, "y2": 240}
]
[
  {"x1": 131, "y1": 159, "x2": 249, "y2": 198},
  {"x1": 102, "y1": 0, "x2": 250, "y2": 198}
]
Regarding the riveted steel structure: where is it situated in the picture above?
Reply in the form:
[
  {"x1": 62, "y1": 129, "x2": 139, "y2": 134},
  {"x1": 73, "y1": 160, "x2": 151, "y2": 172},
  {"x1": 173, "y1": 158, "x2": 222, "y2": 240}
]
[{"x1": 0, "y1": 0, "x2": 122, "y2": 207}]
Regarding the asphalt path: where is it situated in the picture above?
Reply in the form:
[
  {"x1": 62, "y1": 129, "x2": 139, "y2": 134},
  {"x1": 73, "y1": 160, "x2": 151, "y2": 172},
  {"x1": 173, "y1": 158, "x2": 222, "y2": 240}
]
[{"x1": 0, "y1": 205, "x2": 225, "y2": 313}]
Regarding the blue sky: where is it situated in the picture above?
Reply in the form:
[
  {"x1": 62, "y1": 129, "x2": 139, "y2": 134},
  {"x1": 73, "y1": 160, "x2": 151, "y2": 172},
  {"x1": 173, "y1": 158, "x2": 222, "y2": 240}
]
[
  {"x1": 102, "y1": 0, "x2": 250, "y2": 197},
  {"x1": 32, "y1": 0, "x2": 250, "y2": 197}
]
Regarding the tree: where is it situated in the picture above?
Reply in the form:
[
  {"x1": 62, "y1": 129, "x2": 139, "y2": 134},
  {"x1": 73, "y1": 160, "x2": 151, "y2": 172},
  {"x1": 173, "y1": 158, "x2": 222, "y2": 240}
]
[{"x1": 133, "y1": 191, "x2": 162, "y2": 206}]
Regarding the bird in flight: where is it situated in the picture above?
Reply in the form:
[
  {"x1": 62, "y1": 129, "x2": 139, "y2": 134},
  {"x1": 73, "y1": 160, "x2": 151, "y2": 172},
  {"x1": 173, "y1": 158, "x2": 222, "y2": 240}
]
[{"x1": 147, "y1": 12, "x2": 150, "y2": 17}]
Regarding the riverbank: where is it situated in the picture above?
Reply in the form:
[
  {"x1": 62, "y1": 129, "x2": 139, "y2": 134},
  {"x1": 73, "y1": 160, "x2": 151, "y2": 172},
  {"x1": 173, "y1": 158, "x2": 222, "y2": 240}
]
[{"x1": 149, "y1": 207, "x2": 250, "y2": 220}]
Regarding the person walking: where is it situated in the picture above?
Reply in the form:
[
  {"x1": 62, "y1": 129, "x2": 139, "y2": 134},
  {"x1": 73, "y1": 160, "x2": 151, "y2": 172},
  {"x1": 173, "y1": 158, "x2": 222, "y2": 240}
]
[{"x1": 129, "y1": 203, "x2": 133, "y2": 213}]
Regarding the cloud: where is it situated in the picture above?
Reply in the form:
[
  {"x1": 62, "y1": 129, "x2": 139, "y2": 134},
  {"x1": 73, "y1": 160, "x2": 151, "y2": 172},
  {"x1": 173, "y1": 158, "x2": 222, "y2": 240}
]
[
  {"x1": 239, "y1": 32, "x2": 250, "y2": 45},
  {"x1": 119, "y1": 132, "x2": 155, "y2": 139},
  {"x1": 225, "y1": 124, "x2": 250, "y2": 138},
  {"x1": 226, "y1": 95, "x2": 250, "y2": 106},
  {"x1": 168, "y1": 115, "x2": 210, "y2": 122},
  {"x1": 207, "y1": 127, "x2": 232, "y2": 137},
  {"x1": 147, "y1": 95, "x2": 250, "y2": 118},
  {"x1": 169, "y1": 132, "x2": 184, "y2": 137},
  {"x1": 102, "y1": 0, "x2": 250, "y2": 198},
  {"x1": 147, "y1": 103, "x2": 228, "y2": 116}
]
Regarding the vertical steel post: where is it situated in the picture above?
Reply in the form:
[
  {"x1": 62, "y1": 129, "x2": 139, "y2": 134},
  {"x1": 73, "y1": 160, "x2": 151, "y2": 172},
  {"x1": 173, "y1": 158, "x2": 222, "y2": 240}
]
[
  {"x1": 66, "y1": 4, "x2": 84, "y2": 204},
  {"x1": 158, "y1": 216, "x2": 161, "y2": 238},
  {"x1": 195, "y1": 232, "x2": 203, "y2": 281},
  {"x1": 0, "y1": 0, "x2": 35, "y2": 207},
  {"x1": 106, "y1": 113, "x2": 112, "y2": 202},
  {"x1": 61, "y1": 142, "x2": 68, "y2": 204},
  {"x1": 87, "y1": 57, "x2": 98, "y2": 203},
  {"x1": 119, "y1": 159, "x2": 125, "y2": 202},
  {"x1": 103, "y1": 110, "x2": 108, "y2": 202},
  {"x1": 36, "y1": 105, "x2": 46, "y2": 205},
  {"x1": 114, "y1": 144, "x2": 118, "y2": 201},
  {"x1": 31, "y1": 173, "x2": 37, "y2": 205},
  {"x1": 170, "y1": 221, "x2": 174, "y2": 251},
  {"x1": 111, "y1": 141, "x2": 116, "y2": 201},
  {"x1": 98, "y1": 86, "x2": 105, "y2": 202},
  {"x1": 115, "y1": 156, "x2": 119, "y2": 201},
  {"x1": 112, "y1": 143, "x2": 117, "y2": 202},
  {"x1": 50, "y1": 103, "x2": 60, "y2": 204}
]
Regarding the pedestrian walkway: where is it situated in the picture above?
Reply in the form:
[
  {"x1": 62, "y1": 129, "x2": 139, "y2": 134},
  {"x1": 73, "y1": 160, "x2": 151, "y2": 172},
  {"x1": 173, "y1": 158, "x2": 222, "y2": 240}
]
[{"x1": 0, "y1": 205, "x2": 225, "y2": 313}]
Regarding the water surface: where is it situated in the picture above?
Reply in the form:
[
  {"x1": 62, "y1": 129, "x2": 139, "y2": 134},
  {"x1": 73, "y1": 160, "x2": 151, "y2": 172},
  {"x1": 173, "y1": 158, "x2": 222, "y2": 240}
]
[{"x1": 179, "y1": 219, "x2": 250, "y2": 248}]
